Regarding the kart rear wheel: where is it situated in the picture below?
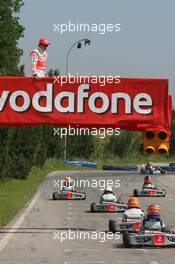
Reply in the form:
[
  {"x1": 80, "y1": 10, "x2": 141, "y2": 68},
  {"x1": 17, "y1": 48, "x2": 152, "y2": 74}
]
[
  {"x1": 91, "y1": 202, "x2": 97, "y2": 212},
  {"x1": 82, "y1": 193, "x2": 86, "y2": 200},
  {"x1": 123, "y1": 231, "x2": 131, "y2": 248},
  {"x1": 163, "y1": 192, "x2": 166, "y2": 197},
  {"x1": 109, "y1": 220, "x2": 116, "y2": 233},
  {"x1": 53, "y1": 192, "x2": 56, "y2": 200},
  {"x1": 133, "y1": 189, "x2": 139, "y2": 197}
]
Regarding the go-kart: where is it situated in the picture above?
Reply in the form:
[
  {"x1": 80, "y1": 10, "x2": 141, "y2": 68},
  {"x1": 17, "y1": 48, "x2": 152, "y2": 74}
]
[
  {"x1": 109, "y1": 218, "x2": 142, "y2": 233},
  {"x1": 123, "y1": 229, "x2": 175, "y2": 248},
  {"x1": 140, "y1": 166, "x2": 166, "y2": 175},
  {"x1": 90, "y1": 201, "x2": 127, "y2": 213},
  {"x1": 53, "y1": 190, "x2": 86, "y2": 200},
  {"x1": 133, "y1": 187, "x2": 166, "y2": 197}
]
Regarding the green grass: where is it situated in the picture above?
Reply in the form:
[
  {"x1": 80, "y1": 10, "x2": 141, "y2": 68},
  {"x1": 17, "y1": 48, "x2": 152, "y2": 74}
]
[
  {"x1": 0, "y1": 156, "x2": 174, "y2": 227},
  {"x1": 0, "y1": 158, "x2": 97, "y2": 226},
  {"x1": 96, "y1": 155, "x2": 175, "y2": 167}
]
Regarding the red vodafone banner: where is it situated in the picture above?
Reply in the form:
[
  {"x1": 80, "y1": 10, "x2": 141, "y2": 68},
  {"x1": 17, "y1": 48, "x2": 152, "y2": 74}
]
[{"x1": 0, "y1": 76, "x2": 169, "y2": 131}]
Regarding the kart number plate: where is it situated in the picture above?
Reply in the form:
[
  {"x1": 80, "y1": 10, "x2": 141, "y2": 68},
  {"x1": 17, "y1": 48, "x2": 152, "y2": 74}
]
[
  {"x1": 134, "y1": 221, "x2": 141, "y2": 231},
  {"x1": 148, "y1": 190, "x2": 155, "y2": 196},
  {"x1": 66, "y1": 192, "x2": 73, "y2": 200},
  {"x1": 153, "y1": 234, "x2": 165, "y2": 246},
  {"x1": 107, "y1": 204, "x2": 116, "y2": 212}
]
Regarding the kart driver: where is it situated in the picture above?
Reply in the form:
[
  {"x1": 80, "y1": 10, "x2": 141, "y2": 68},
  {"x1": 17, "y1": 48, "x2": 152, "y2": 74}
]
[
  {"x1": 62, "y1": 177, "x2": 75, "y2": 191},
  {"x1": 145, "y1": 162, "x2": 165, "y2": 173},
  {"x1": 142, "y1": 175, "x2": 155, "y2": 189},
  {"x1": 30, "y1": 38, "x2": 50, "y2": 78},
  {"x1": 142, "y1": 204, "x2": 166, "y2": 231},
  {"x1": 99, "y1": 186, "x2": 118, "y2": 203},
  {"x1": 145, "y1": 162, "x2": 154, "y2": 171},
  {"x1": 123, "y1": 197, "x2": 144, "y2": 221}
]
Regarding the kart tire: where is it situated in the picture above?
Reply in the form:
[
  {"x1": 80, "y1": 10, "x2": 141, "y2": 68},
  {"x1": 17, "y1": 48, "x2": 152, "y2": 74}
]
[
  {"x1": 82, "y1": 193, "x2": 86, "y2": 200},
  {"x1": 91, "y1": 203, "x2": 97, "y2": 212},
  {"x1": 141, "y1": 171, "x2": 145, "y2": 174},
  {"x1": 109, "y1": 220, "x2": 116, "y2": 233},
  {"x1": 123, "y1": 231, "x2": 131, "y2": 248},
  {"x1": 163, "y1": 191, "x2": 166, "y2": 197},
  {"x1": 161, "y1": 171, "x2": 166, "y2": 174},
  {"x1": 53, "y1": 192, "x2": 56, "y2": 200},
  {"x1": 133, "y1": 189, "x2": 139, "y2": 197}
]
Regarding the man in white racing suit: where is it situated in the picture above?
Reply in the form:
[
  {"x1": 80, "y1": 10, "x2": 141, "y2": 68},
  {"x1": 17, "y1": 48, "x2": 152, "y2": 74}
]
[
  {"x1": 99, "y1": 186, "x2": 117, "y2": 203},
  {"x1": 123, "y1": 197, "x2": 144, "y2": 222},
  {"x1": 143, "y1": 204, "x2": 166, "y2": 231},
  {"x1": 142, "y1": 175, "x2": 155, "y2": 189},
  {"x1": 30, "y1": 38, "x2": 50, "y2": 78},
  {"x1": 62, "y1": 177, "x2": 75, "y2": 192}
]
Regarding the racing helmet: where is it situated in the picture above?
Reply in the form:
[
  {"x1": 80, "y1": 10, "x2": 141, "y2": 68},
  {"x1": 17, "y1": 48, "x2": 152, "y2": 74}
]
[
  {"x1": 147, "y1": 204, "x2": 161, "y2": 216},
  {"x1": 38, "y1": 38, "x2": 50, "y2": 46},
  {"x1": 64, "y1": 177, "x2": 73, "y2": 183},
  {"x1": 147, "y1": 162, "x2": 152, "y2": 166},
  {"x1": 127, "y1": 197, "x2": 140, "y2": 209},
  {"x1": 144, "y1": 175, "x2": 152, "y2": 185},
  {"x1": 104, "y1": 186, "x2": 113, "y2": 193}
]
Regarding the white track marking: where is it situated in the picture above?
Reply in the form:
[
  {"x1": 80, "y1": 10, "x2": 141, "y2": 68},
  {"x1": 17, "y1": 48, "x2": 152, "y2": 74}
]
[
  {"x1": 64, "y1": 248, "x2": 97, "y2": 252},
  {"x1": 64, "y1": 248, "x2": 146, "y2": 252},
  {"x1": 107, "y1": 248, "x2": 147, "y2": 252},
  {"x1": 114, "y1": 262, "x2": 140, "y2": 264},
  {"x1": 0, "y1": 191, "x2": 41, "y2": 253},
  {"x1": 64, "y1": 262, "x2": 106, "y2": 264}
]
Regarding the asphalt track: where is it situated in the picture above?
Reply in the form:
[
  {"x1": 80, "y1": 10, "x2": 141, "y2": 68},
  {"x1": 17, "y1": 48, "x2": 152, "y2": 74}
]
[{"x1": 0, "y1": 171, "x2": 175, "y2": 264}]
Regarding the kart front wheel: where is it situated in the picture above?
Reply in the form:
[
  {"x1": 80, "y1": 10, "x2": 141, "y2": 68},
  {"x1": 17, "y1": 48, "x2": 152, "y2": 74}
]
[
  {"x1": 91, "y1": 203, "x2": 97, "y2": 212},
  {"x1": 123, "y1": 231, "x2": 131, "y2": 248},
  {"x1": 82, "y1": 193, "x2": 86, "y2": 200},
  {"x1": 53, "y1": 192, "x2": 56, "y2": 200},
  {"x1": 109, "y1": 220, "x2": 116, "y2": 233},
  {"x1": 133, "y1": 189, "x2": 139, "y2": 197}
]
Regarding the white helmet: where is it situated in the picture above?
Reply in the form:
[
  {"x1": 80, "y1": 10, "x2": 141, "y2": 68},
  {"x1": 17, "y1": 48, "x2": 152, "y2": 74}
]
[
  {"x1": 104, "y1": 186, "x2": 113, "y2": 193},
  {"x1": 64, "y1": 177, "x2": 72, "y2": 183}
]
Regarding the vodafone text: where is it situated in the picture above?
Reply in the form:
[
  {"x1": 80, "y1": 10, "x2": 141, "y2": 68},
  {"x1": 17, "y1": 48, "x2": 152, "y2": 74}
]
[{"x1": 0, "y1": 84, "x2": 153, "y2": 114}]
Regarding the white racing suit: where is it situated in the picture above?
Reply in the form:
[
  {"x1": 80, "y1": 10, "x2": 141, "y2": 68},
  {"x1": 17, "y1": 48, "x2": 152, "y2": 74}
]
[
  {"x1": 123, "y1": 208, "x2": 144, "y2": 222},
  {"x1": 142, "y1": 183, "x2": 155, "y2": 189},
  {"x1": 61, "y1": 182, "x2": 75, "y2": 192},
  {"x1": 143, "y1": 219, "x2": 166, "y2": 231},
  {"x1": 99, "y1": 193, "x2": 117, "y2": 204},
  {"x1": 30, "y1": 47, "x2": 47, "y2": 77}
]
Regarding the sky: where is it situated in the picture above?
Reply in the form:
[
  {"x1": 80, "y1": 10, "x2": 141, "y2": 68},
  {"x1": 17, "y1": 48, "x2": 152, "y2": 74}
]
[{"x1": 19, "y1": 0, "x2": 175, "y2": 107}]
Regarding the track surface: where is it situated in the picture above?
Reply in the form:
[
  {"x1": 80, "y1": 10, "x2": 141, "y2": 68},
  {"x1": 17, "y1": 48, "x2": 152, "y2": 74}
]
[{"x1": 0, "y1": 171, "x2": 175, "y2": 264}]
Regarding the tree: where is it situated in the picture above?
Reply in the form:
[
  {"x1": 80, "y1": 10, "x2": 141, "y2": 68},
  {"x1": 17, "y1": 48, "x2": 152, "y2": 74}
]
[
  {"x1": 0, "y1": 0, "x2": 25, "y2": 180},
  {"x1": 0, "y1": 0, "x2": 25, "y2": 76},
  {"x1": 47, "y1": 68, "x2": 60, "y2": 76}
]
